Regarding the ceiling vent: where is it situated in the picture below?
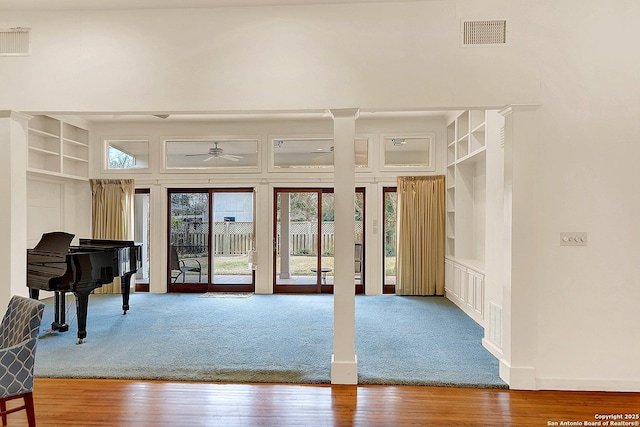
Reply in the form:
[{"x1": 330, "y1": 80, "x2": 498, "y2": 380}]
[
  {"x1": 462, "y1": 20, "x2": 506, "y2": 46},
  {"x1": 0, "y1": 27, "x2": 30, "y2": 56}
]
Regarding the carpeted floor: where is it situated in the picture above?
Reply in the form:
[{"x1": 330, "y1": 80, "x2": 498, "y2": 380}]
[{"x1": 34, "y1": 293, "x2": 507, "y2": 388}]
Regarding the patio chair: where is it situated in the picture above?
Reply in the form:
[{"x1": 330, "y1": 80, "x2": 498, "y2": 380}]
[
  {"x1": 355, "y1": 243, "x2": 363, "y2": 276},
  {"x1": 170, "y1": 245, "x2": 202, "y2": 283},
  {"x1": 0, "y1": 295, "x2": 45, "y2": 427}
]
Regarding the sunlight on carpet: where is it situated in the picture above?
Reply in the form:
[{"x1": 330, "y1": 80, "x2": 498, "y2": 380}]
[{"x1": 199, "y1": 292, "x2": 254, "y2": 298}]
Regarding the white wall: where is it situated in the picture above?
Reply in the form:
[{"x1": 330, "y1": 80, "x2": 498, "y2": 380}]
[
  {"x1": 2, "y1": 0, "x2": 640, "y2": 391},
  {"x1": 0, "y1": 1, "x2": 538, "y2": 111}
]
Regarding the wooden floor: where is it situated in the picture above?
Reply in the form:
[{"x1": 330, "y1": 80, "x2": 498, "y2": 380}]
[{"x1": 4, "y1": 378, "x2": 639, "y2": 426}]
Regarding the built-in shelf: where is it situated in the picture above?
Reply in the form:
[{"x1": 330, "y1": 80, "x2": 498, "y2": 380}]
[
  {"x1": 445, "y1": 110, "x2": 488, "y2": 261},
  {"x1": 28, "y1": 115, "x2": 89, "y2": 180}
]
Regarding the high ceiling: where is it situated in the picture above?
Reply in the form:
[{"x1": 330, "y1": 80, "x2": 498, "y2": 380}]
[{"x1": 0, "y1": 0, "x2": 420, "y2": 11}]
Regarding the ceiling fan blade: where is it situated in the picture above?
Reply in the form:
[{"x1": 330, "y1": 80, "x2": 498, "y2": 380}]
[
  {"x1": 202, "y1": 156, "x2": 215, "y2": 162},
  {"x1": 185, "y1": 153, "x2": 208, "y2": 157},
  {"x1": 219, "y1": 154, "x2": 241, "y2": 161}
]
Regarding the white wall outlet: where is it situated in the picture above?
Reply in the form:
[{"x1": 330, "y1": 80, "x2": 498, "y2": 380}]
[{"x1": 560, "y1": 232, "x2": 587, "y2": 246}]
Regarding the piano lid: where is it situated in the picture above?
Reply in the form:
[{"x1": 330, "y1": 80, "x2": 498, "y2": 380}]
[
  {"x1": 32, "y1": 232, "x2": 75, "y2": 253},
  {"x1": 78, "y1": 239, "x2": 138, "y2": 247}
]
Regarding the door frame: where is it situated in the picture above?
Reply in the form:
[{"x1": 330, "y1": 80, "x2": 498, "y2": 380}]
[
  {"x1": 167, "y1": 187, "x2": 255, "y2": 293},
  {"x1": 272, "y1": 187, "x2": 365, "y2": 294}
]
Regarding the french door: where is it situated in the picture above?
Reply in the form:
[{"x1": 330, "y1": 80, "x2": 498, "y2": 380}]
[
  {"x1": 168, "y1": 188, "x2": 255, "y2": 293},
  {"x1": 383, "y1": 187, "x2": 397, "y2": 294},
  {"x1": 273, "y1": 188, "x2": 364, "y2": 294}
]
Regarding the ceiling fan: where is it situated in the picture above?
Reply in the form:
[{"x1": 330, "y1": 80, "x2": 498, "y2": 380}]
[{"x1": 185, "y1": 142, "x2": 243, "y2": 162}]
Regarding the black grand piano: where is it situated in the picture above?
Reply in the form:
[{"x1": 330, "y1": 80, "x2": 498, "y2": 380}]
[{"x1": 26, "y1": 232, "x2": 142, "y2": 344}]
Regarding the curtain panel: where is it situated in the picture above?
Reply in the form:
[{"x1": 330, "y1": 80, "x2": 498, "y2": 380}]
[
  {"x1": 396, "y1": 175, "x2": 445, "y2": 296},
  {"x1": 89, "y1": 179, "x2": 135, "y2": 293}
]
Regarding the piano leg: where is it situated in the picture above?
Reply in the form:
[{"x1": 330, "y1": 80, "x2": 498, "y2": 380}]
[
  {"x1": 74, "y1": 291, "x2": 90, "y2": 344},
  {"x1": 52, "y1": 291, "x2": 69, "y2": 333},
  {"x1": 120, "y1": 272, "x2": 133, "y2": 315},
  {"x1": 29, "y1": 288, "x2": 39, "y2": 300}
]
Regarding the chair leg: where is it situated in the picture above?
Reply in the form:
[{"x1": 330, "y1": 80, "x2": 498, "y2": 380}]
[
  {"x1": 24, "y1": 393, "x2": 36, "y2": 427},
  {"x1": 1, "y1": 398, "x2": 6, "y2": 426}
]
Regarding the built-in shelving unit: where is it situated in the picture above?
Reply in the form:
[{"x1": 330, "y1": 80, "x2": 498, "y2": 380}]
[
  {"x1": 446, "y1": 110, "x2": 487, "y2": 259},
  {"x1": 28, "y1": 115, "x2": 89, "y2": 180},
  {"x1": 445, "y1": 109, "x2": 490, "y2": 325}
]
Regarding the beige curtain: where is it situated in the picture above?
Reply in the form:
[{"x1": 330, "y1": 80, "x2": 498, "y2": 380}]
[
  {"x1": 90, "y1": 179, "x2": 135, "y2": 293},
  {"x1": 396, "y1": 175, "x2": 445, "y2": 296}
]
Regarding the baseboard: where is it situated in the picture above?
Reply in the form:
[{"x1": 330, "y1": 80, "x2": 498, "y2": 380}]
[
  {"x1": 499, "y1": 361, "x2": 536, "y2": 390},
  {"x1": 498, "y1": 366, "x2": 640, "y2": 392},
  {"x1": 331, "y1": 355, "x2": 358, "y2": 385},
  {"x1": 482, "y1": 337, "x2": 503, "y2": 359},
  {"x1": 536, "y1": 377, "x2": 640, "y2": 392}
]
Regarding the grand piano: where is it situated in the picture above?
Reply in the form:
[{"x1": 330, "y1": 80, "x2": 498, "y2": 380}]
[{"x1": 26, "y1": 232, "x2": 142, "y2": 344}]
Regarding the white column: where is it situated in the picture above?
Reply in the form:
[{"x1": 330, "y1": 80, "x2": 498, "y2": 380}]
[
  {"x1": 499, "y1": 105, "x2": 540, "y2": 389},
  {"x1": 254, "y1": 180, "x2": 272, "y2": 294},
  {"x1": 0, "y1": 111, "x2": 30, "y2": 308},
  {"x1": 330, "y1": 108, "x2": 359, "y2": 384}
]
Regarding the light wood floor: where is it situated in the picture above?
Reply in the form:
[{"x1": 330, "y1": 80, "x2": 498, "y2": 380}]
[{"x1": 4, "y1": 378, "x2": 639, "y2": 426}]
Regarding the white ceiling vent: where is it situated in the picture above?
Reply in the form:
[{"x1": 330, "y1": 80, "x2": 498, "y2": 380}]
[
  {"x1": 0, "y1": 27, "x2": 31, "y2": 56},
  {"x1": 462, "y1": 20, "x2": 506, "y2": 47}
]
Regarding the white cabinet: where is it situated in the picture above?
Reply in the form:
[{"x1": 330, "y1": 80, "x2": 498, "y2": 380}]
[
  {"x1": 28, "y1": 115, "x2": 89, "y2": 180},
  {"x1": 445, "y1": 257, "x2": 484, "y2": 325}
]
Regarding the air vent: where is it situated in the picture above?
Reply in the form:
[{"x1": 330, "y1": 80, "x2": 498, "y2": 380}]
[
  {"x1": 0, "y1": 27, "x2": 30, "y2": 56},
  {"x1": 462, "y1": 20, "x2": 506, "y2": 46}
]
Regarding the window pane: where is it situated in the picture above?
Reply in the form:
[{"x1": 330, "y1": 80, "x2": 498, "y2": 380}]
[
  {"x1": 383, "y1": 136, "x2": 432, "y2": 167},
  {"x1": 211, "y1": 192, "x2": 254, "y2": 285},
  {"x1": 165, "y1": 139, "x2": 258, "y2": 169},
  {"x1": 273, "y1": 138, "x2": 368, "y2": 169},
  {"x1": 169, "y1": 192, "x2": 209, "y2": 284},
  {"x1": 107, "y1": 140, "x2": 149, "y2": 169}
]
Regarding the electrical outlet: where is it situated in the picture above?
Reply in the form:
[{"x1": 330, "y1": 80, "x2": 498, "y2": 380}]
[{"x1": 560, "y1": 232, "x2": 587, "y2": 246}]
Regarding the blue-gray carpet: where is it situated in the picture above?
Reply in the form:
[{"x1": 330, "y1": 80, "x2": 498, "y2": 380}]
[{"x1": 34, "y1": 293, "x2": 507, "y2": 388}]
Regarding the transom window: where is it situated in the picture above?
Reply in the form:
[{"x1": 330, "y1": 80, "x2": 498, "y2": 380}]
[
  {"x1": 165, "y1": 139, "x2": 259, "y2": 169},
  {"x1": 381, "y1": 134, "x2": 434, "y2": 170},
  {"x1": 271, "y1": 137, "x2": 369, "y2": 169},
  {"x1": 106, "y1": 140, "x2": 149, "y2": 170}
]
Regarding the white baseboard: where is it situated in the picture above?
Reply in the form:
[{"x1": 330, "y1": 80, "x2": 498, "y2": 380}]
[
  {"x1": 331, "y1": 355, "x2": 358, "y2": 385},
  {"x1": 482, "y1": 337, "x2": 503, "y2": 359},
  {"x1": 500, "y1": 361, "x2": 536, "y2": 390},
  {"x1": 536, "y1": 377, "x2": 640, "y2": 392}
]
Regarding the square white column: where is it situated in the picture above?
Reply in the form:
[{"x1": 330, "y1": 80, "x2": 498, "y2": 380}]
[{"x1": 330, "y1": 108, "x2": 359, "y2": 384}]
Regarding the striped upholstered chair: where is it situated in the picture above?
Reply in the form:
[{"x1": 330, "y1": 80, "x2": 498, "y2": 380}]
[{"x1": 0, "y1": 295, "x2": 45, "y2": 427}]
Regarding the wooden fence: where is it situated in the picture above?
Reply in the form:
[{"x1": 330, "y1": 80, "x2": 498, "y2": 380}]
[{"x1": 171, "y1": 221, "x2": 363, "y2": 256}]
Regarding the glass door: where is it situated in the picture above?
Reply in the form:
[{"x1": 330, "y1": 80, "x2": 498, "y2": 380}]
[
  {"x1": 274, "y1": 189, "x2": 323, "y2": 293},
  {"x1": 383, "y1": 187, "x2": 397, "y2": 294},
  {"x1": 273, "y1": 188, "x2": 364, "y2": 294},
  {"x1": 168, "y1": 188, "x2": 254, "y2": 293},
  {"x1": 210, "y1": 190, "x2": 254, "y2": 292},
  {"x1": 168, "y1": 190, "x2": 210, "y2": 292}
]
